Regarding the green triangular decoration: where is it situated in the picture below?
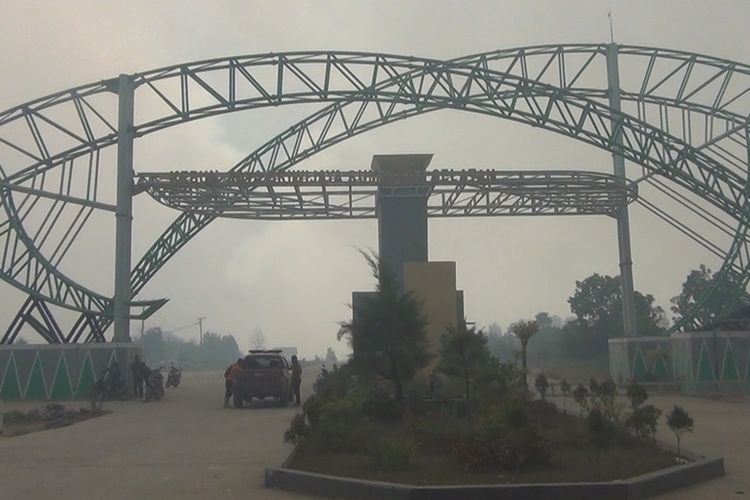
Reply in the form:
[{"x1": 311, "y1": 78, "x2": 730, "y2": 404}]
[
  {"x1": 24, "y1": 353, "x2": 48, "y2": 400},
  {"x1": 697, "y1": 341, "x2": 715, "y2": 382},
  {"x1": 0, "y1": 355, "x2": 22, "y2": 401},
  {"x1": 654, "y1": 354, "x2": 669, "y2": 379},
  {"x1": 49, "y1": 355, "x2": 73, "y2": 400},
  {"x1": 76, "y1": 354, "x2": 97, "y2": 400},
  {"x1": 107, "y1": 349, "x2": 119, "y2": 368},
  {"x1": 721, "y1": 342, "x2": 740, "y2": 381},
  {"x1": 632, "y1": 347, "x2": 648, "y2": 380}
]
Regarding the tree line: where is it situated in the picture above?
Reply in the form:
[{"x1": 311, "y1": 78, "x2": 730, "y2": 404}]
[
  {"x1": 138, "y1": 327, "x2": 242, "y2": 370},
  {"x1": 486, "y1": 265, "x2": 750, "y2": 374}
]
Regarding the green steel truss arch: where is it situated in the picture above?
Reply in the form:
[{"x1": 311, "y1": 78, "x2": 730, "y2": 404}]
[{"x1": 0, "y1": 45, "x2": 748, "y2": 341}]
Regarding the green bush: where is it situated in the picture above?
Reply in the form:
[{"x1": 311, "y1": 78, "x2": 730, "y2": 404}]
[
  {"x1": 572, "y1": 384, "x2": 590, "y2": 415},
  {"x1": 625, "y1": 404, "x2": 661, "y2": 440},
  {"x1": 412, "y1": 414, "x2": 467, "y2": 446},
  {"x1": 666, "y1": 405, "x2": 694, "y2": 456},
  {"x1": 362, "y1": 383, "x2": 402, "y2": 421},
  {"x1": 369, "y1": 437, "x2": 419, "y2": 470},
  {"x1": 528, "y1": 398, "x2": 558, "y2": 417},
  {"x1": 534, "y1": 373, "x2": 549, "y2": 400},
  {"x1": 625, "y1": 380, "x2": 649, "y2": 409},
  {"x1": 284, "y1": 413, "x2": 311, "y2": 445},
  {"x1": 499, "y1": 397, "x2": 530, "y2": 430},
  {"x1": 452, "y1": 426, "x2": 553, "y2": 469},
  {"x1": 587, "y1": 407, "x2": 617, "y2": 455}
]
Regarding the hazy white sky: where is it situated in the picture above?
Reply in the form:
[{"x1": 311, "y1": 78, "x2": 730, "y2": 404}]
[{"x1": 1, "y1": 1, "x2": 749, "y2": 357}]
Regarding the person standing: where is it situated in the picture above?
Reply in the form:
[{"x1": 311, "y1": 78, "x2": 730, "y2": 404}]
[
  {"x1": 224, "y1": 358, "x2": 243, "y2": 408},
  {"x1": 290, "y1": 355, "x2": 302, "y2": 406},
  {"x1": 131, "y1": 355, "x2": 146, "y2": 398}
]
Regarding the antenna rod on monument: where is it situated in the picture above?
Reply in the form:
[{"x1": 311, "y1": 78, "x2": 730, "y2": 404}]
[{"x1": 608, "y1": 9, "x2": 615, "y2": 44}]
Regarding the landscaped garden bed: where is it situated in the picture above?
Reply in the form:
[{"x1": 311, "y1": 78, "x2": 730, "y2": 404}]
[
  {"x1": 271, "y1": 252, "x2": 720, "y2": 498},
  {"x1": 288, "y1": 402, "x2": 677, "y2": 485}
]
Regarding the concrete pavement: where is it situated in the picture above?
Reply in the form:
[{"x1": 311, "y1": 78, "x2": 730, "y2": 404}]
[
  {"x1": 2, "y1": 367, "x2": 749, "y2": 499},
  {"x1": 0, "y1": 369, "x2": 316, "y2": 500}
]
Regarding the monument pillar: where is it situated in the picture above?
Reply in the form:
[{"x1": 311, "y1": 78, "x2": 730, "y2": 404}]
[{"x1": 372, "y1": 154, "x2": 432, "y2": 290}]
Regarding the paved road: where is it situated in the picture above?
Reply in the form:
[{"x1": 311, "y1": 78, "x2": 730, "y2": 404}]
[
  {"x1": 647, "y1": 393, "x2": 750, "y2": 499},
  {"x1": 0, "y1": 368, "x2": 316, "y2": 500},
  {"x1": 2, "y1": 369, "x2": 749, "y2": 499}
]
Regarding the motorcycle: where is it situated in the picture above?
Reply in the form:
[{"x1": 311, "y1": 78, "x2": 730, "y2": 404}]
[
  {"x1": 90, "y1": 368, "x2": 128, "y2": 410},
  {"x1": 143, "y1": 367, "x2": 165, "y2": 402},
  {"x1": 165, "y1": 367, "x2": 182, "y2": 388}
]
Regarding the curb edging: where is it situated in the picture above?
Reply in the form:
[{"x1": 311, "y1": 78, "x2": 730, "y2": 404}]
[{"x1": 265, "y1": 453, "x2": 724, "y2": 500}]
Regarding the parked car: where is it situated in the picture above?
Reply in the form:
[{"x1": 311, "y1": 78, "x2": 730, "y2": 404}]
[{"x1": 232, "y1": 350, "x2": 292, "y2": 408}]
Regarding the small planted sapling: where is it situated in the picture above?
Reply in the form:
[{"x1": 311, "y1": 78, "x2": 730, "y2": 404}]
[
  {"x1": 534, "y1": 373, "x2": 549, "y2": 401},
  {"x1": 560, "y1": 379, "x2": 571, "y2": 410},
  {"x1": 666, "y1": 405, "x2": 694, "y2": 457}
]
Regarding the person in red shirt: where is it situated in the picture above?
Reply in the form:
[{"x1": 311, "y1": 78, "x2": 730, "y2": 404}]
[{"x1": 223, "y1": 358, "x2": 243, "y2": 408}]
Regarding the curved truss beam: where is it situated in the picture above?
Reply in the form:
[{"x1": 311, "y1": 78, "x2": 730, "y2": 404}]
[
  {"x1": 0, "y1": 46, "x2": 748, "y2": 333},
  {"x1": 125, "y1": 54, "x2": 750, "y2": 334}
]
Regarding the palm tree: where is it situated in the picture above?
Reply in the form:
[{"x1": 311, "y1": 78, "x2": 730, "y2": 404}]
[
  {"x1": 338, "y1": 250, "x2": 429, "y2": 401},
  {"x1": 509, "y1": 319, "x2": 539, "y2": 392}
]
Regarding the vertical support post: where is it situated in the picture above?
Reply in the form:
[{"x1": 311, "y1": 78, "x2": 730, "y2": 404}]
[
  {"x1": 606, "y1": 44, "x2": 637, "y2": 338},
  {"x1": 113, "y1": 74, "x2": 135, "y2": 343}
]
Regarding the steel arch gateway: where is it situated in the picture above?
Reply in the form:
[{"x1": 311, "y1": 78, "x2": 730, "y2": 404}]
[{"x1": 0, "y1": 44, "x2": 749, "y2": 343}]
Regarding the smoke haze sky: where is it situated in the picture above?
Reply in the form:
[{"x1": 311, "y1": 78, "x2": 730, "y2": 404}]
[{"x1": 1, "y1": 1, "x2": 749, "y2": 357}]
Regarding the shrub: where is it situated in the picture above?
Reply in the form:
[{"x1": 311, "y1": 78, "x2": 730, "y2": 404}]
[
  {"x1": 666, "y1": 405, "x2": 694, "y2": 456},
  {"x1": 302, "y1": 393, "x2": 323, "y2": 428},
  {"x1": 452, "y1": 427, "x2": 552, "y2": 470},
  {"x1": 2, "y1": 410, "x2": 27, "y2": 424},
  {"x1": 572, "y1": 384, "x2": 590, "y2": 415},
  {"x1": 534, "y1": 373, "x2": 549, "y2": 400},
  {"x1": 560, "y1": 379, "x2": 571, "y2": 410},
  {"x1": 626, "y1": 404, "x2": 661, "y2": 440},
  {"x1": 321, "y1": 392, "x2": 363, "y2": 420},
  {"x1": 528, "y1": 398, "x2": 557, "y2": 418},
  {"x1": 589, "y1": 377, "x2": 618, "y2": 420},
  {"x1": 495, "y1": 397, "x2": 529, "y2": 430},
  {"x1": 369, "y1": 438, "x2": 419, "y2": 470},
  {"x1": 626, "y1": 380, "x2": 649, "y2": 409},
  {"x1": 363, "y1": 383, "x2": 402, "y2": 421},
  {"x1": 587, "y1": 407, "x2": 617, "y2": 473},
  {"x1": 284, "y1": 413, "x2": 311, "y2": 445},
  {"x1": 413, "y1": 413, "x2": 467, "y2": 446}
]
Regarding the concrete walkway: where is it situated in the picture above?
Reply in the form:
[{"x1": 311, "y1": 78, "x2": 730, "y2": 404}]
[
  {"x1": 0, "y1": 369, "x2": 315, "y2": 500},
  {"x1": 2, "y1": 369, "x2": 748, "y2": 499},
  {"x1": 647, "y1": 393, "x2": 749, "y2": 499}
]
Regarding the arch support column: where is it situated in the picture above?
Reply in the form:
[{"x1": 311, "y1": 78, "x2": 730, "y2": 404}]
[
  {"x1": 113, "y1": 74, "x2": 134, "y2": 342},
  {"x1": 607, "y1": 44, "x2": 638, "y2": 337}
]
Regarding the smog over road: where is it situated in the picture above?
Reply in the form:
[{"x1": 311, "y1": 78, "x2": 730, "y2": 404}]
[{"x1": 1, "y1": 2, "x2": 749, "y2": 499}]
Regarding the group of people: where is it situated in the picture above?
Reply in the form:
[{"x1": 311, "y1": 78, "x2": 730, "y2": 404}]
[{"x1": 222, "y1": 355, "x2": 303, "y2": 408}]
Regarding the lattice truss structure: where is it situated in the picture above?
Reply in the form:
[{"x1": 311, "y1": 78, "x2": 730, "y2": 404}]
[
  {"x1": 0, "y1": 44, "x2": 749, "y2": 343},
  {"x1": 135, "y1": 169, "x2": 637, "y2": 219}
]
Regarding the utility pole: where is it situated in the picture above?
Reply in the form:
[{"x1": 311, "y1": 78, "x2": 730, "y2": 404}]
[{"x1": 197, "y1": 316, "x2": 206, "y2": 345}]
